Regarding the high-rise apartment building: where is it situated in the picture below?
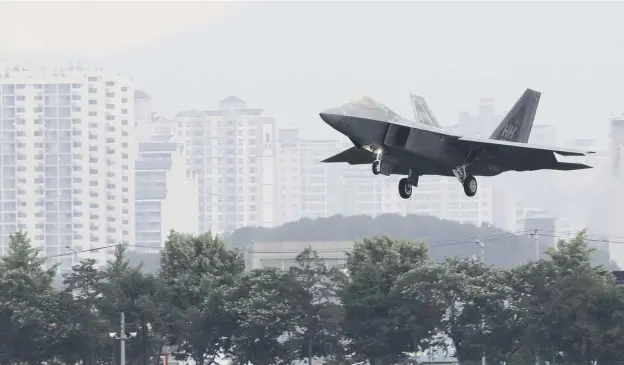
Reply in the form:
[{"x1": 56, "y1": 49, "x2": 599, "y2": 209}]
[
  {"x1": 530, "y1": 125, "x2": 557, "y2": 146},
  {"x1": 275, "y1": 129, "x2": 346, "y2": 224},
  {"x1": 135, "y1": 142, "x2": 199, "y2": 252},
  {"x1": 611, "y1": 117, "x2": 624, "y2": 179},
  {"x1": 0, "y1": 67, "x2": 136, "y2": 272},
  {"x1": 175, "y1": 96, "x2": 276, "y2": 234},
  {"x1": 458, "y1": 98, "x2": 505, "y2": 138}
]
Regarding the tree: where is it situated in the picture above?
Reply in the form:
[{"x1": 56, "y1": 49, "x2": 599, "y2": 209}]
[
  {"x1": 512, "y1": 231, "x2": 621, "y2": 364},
  {"x1": 60, "y1": 259, "x2": 109, "y2": 365},
  {"x1": 390, "y1": 261, "x2": 447, "y2": 358},
  {"x1": 340, "y1": 236, "x2": 429, "y2": 364},
  {"x1": 159, "y1": 231, "x2": 244, "y2": 365},
  {"x1": 225, "y1": 214, "x2": 553, "y2": 269},
  {"x1": 100, "y1": 244, "x2": 167, "y2": 365},
  {"x1": 286, "y1": 248, "x2": 347, "y2": 365},
  {"x1": 230, "y1": 268, "x2": 299, "y2": 365},
  {"x1": 436, "y1": 257, "x2": 514, "y2": 365},
  {"x1": 0, "y1": 231, "x2": 60, "y2": 365}
]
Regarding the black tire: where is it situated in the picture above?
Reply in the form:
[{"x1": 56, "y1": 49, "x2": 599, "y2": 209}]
[
  {"x1": 398, "y1": 178, "x2": 412, "y2": 199},
  {"x1": 463, "y1": 175, "x2": 477, "y2": 197},
  {"x1": 372, "y1": 160, "x2": 381, "y2": 175}
]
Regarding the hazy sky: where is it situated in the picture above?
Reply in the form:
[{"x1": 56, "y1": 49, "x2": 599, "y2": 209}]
[{"x1": 1, "y1": 1, "x2": 623, "y2": 144}]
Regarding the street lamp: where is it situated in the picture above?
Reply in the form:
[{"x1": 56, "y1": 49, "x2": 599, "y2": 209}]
[
  {"x1": 109, "y1": 312, "x2": 137, "y2": 365},
  {"x1": 474, "y1": 239, "x2": 486, "y2": 365}
]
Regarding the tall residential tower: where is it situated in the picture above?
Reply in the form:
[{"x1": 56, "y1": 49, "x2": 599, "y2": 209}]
[{"x1": 0, "y1": 67, "x2": 136, "y2": 272}]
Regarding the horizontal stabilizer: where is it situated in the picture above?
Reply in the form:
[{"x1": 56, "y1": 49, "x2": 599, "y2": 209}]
[
  {"x1": 553, "y1": 162, "x2": 593, "y2": 171},
  {"x1": 321, "y1": 147, "x2": 374, "y2": 165},
  {"x1": 457, "y1": 135, "x2": 594, "y2": 157}
]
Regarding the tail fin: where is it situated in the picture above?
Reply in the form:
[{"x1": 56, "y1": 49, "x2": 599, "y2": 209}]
[
  {"x1": 489, "y1": 88, "x2": 541, "y2": 143},
  {"x1": 410, "y1": 94, "x2": 442, "y2": 128}
]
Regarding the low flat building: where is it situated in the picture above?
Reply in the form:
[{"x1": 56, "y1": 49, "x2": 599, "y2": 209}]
[{"x1": 244, "y1": 240, "x2": 353, "y2": 270}]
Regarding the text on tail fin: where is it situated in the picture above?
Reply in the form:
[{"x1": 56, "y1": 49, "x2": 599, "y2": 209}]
[{"x1": 489, "y1": 88, "x2": 541, "y2": 143}]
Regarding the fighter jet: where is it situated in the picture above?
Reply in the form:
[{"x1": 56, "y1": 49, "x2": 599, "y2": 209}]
[{"x1": 319, "y1": 89, "x2": 594, "y2": 198}]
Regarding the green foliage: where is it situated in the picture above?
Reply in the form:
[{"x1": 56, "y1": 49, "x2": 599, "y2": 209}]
[
  {"x1": 341, "y1": 237, "x2": 430, "y2": 364},
  {"x1": 230, "y1": 268, "x2": 298, "y2": 365},
  {"x1": 3, "y1": 227, "x2": 624, "y2": 365},
  {"x1": 225, "y1": 214, "x2": 619, "y2": 270},
  {"x1": 159, "y1": 231, "x2": 244, "y2": 365},
  {"x1": 286, "y1": 248, "x2": 346, "y2": 364}
]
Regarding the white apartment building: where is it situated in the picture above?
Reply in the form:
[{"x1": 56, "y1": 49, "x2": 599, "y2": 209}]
[
  {"x1": 0, "y1": 67, "x2": 136, "y2": 273},
  {"x1": 135, "y1": 142, "x2": 199, "y2": 252},
  {"x1": 135, "y1": 90, "x2": 183, "y2": 144},
  {"x1": 175, "y1": 96, "x2": 276, "y2": 234},
  {"x1": 530, "y1": 124, "x2": 557, "y2": 146},
  {"x1": 276, "y1": 129, "x2": 346, "y2": 224}
]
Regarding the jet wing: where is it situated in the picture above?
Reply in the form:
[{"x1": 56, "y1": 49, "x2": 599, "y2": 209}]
[
  {"x1": 454, "y1": 136, "x2": 594, "y2": 171},
  {"x1": 321, "y1": 147, "x2": 374, "y2": 165},
  {"x1": 457, "y1": 136, "x2": 595, "y2": 156}
]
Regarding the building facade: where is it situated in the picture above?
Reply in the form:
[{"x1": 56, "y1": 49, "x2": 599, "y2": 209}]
[
  {"x1": 245, "y1": 240, "x2": 352, "y2": 271},
  {"x1": 175, "y1": 96, "x2": 276, "y2": 235},
  {"x1": 135, "y1": 142, "x2": 199, "y2": 252},
  {"x1": 0, "y1": 67, "x2": 136, "y2": 272},
  {"x1": 275, "y1": 129, "x2": 346, "y2": 224}
]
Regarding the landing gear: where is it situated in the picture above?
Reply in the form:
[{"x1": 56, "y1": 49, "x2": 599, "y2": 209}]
[
  {"x1": 462, "y1": 175, "x2": 477, "y2": 197},
  {"x1": 453, "y1": 149, "x2": 482, "y2": 197},
  {"x1": 398, "y1": 169, "x2": 419, "y2": 199},
  {"x1": 372, "y1": 160, "x2": 381, "y2": 175},
  {"x1": 372, "y1": 150, "x2": 383, "y2": 175},
  {"x1": 398, "y1": 178, "x2": 412, "y2": 199}
]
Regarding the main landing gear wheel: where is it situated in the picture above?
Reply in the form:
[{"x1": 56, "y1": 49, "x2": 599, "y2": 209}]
[
  {"x1": 463, "y1": 175, "x2": 477, "y2": 197},
  {"x1": 372, "y1": 160, "x2": 381, "y2": 175},
  {"x1": 398, "y1": 178, "x2": 412, "y2": 199}
]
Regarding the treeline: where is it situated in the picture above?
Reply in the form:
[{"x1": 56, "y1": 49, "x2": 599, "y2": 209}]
[
  {"x1": 225, "y1": 214, "x2": 619, "y2": 270},
  {"x1": 2, "y1": 230, "x2": 624, "y2": 365}
]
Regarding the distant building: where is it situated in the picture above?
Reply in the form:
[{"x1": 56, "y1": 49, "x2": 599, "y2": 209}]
[
  {"x1": 530, "y1": 124, "x2": 557, "y2": 146},
  {"x1": 275, "y1": 129, "x2": 347, "y2": 224},
  {"x1": 175, "y1": 96, "x2": 276, "y2": 234},
  {"x1": 0, "y1": 67, "x2": 136, "y2": 273},
  {"x1": 610, "y1": 117, "x2": 624, "y2": 179},
  {"x1": 519, "y1": 208, "x2": 556, "y2": 258},
  {"x1": 245, "y1": 240, "x2": 352, "y2": 271},
  {"x1": 457, "y1": 97, "x2": 504, "y2": 138},
  {"x1": 135, "y1": 141, "x2": 199, "y2": 252}
]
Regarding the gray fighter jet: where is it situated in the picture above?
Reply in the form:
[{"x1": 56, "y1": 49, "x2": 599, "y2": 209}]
[{"x1": 319, "y1": 89, "x2": 594, "y2": 198}]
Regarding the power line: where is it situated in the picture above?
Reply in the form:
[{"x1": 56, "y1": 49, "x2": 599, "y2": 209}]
[
  {"x1": 40, "y1": 229, "x2": 624, "y2": 262},
  {"x1": 44, "y1": 244, "x2": 160, "y2": 260}
]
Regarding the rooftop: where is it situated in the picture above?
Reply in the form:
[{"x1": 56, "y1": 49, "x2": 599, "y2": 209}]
[
  {"x1": 139, "y1": 142, "x2": 178, "y2": 152},
  {"x1": 135, "y1": 159, "x2": 172, "y2": 170}
]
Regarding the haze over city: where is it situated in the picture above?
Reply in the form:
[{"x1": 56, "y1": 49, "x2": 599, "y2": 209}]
[{"x1": 3, "y1": 2, "x2": 624, "y2": 365}]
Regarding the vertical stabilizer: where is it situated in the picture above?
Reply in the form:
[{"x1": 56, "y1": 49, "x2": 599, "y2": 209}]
[
  {"x1": 489, "y1": 88, "x2": 541, "y2": 143},
  {"x1": 410, "y1": 94, "x2": 442, "y2": 128}
]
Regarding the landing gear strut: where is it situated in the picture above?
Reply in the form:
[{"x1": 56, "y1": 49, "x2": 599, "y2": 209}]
[
  {"x1": 398, "y1": 169, "x2": 419, "y2": 199},
  {"x1": 372, "y1": 150, "x2": 383, "y2": 175},
  {"x1": 452, "y1": 150, "x2": 481, "y2": 197}
]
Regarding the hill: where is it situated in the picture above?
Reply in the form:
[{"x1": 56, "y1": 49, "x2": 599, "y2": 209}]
[{"x1": 225, "y1": 214, "x2": 619, "y2": 270}]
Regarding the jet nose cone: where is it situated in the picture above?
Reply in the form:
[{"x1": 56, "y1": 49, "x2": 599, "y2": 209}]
[{"x1": 319, "y1": 111, "x2": 343, "y2": 129}]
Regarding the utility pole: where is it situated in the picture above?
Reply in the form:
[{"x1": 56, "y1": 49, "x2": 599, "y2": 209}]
[
  {"x1": 475, "y1": 239, "x2": 484, "y2": 264},
  {"x1": 529, "y1": 230, "x2": 539, "y2": 365},
  {"x1": 109, "y1": 312, "x2": 137, "y2": 365},
  {"x1": 530, "y1": 230, "x2": 540, "y2": 260},
  {"x1": 474, "y1": 239, "x2": 486, "y2": 365}
]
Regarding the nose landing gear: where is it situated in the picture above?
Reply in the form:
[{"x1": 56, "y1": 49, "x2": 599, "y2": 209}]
[{"x1": 371, "y1": 150, "x2": 384, "y2": 175}]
